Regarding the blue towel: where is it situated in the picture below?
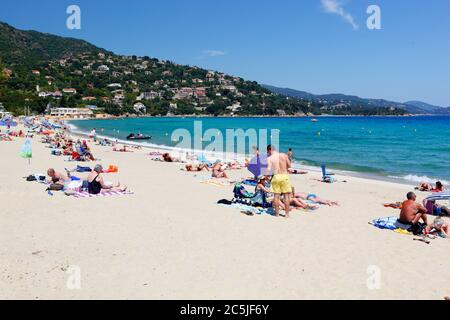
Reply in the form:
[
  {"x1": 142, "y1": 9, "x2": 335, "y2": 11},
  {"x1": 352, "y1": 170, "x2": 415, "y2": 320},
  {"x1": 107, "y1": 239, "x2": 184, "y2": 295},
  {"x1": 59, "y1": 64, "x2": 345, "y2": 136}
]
[{"x1": 371, "y1": 216, "x2": 399, "y2": 230}]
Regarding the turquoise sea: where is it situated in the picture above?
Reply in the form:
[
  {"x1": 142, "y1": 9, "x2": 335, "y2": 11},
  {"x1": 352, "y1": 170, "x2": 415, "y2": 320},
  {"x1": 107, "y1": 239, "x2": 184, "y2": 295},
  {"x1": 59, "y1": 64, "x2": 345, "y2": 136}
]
[{"x1": 69, "y1": 116, "x2": 450, "y2": 184}]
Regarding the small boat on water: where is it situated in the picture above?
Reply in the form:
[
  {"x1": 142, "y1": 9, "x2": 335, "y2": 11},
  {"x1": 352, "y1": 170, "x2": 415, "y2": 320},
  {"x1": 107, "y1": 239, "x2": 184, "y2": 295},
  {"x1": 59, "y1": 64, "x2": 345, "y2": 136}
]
[
  {"x1": 126, "y1": 133, "x2": 152, "y2": 140},
  {"x1": 311, "y1": 118, "x2": 318, "y2": 122}
]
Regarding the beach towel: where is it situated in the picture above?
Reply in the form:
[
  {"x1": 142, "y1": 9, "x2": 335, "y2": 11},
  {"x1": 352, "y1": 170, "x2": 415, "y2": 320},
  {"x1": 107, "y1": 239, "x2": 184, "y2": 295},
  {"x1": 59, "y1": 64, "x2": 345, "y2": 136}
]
[
  {"x1": 371, "y1": 216, "x2": 400, "y2": 230},
  {"x1": 70, "y1": 190, "x2": 133, "y2": 198},
  {"x1": 370, "y1": 216, "x2": 413, "y2": 235},
  {"x1": 218, "y1": 202, "x2": 275, "y2": 216},
  {"x1": 200, "y1": 180, "x2": 231, "y2": 187},
  {"x1": 242, "y1": 179, "x2": 257, "y2": 187},
  {"x1": 75, "y1": 165, "x2": 92, "y2": 173}
]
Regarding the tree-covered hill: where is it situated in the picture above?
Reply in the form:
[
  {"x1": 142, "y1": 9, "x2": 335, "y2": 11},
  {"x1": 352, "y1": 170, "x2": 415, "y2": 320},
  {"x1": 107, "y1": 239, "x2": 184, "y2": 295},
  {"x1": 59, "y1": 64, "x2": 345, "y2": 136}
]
[{"x1": 0, "y1": 21, "x2": 407, "y2": 117}]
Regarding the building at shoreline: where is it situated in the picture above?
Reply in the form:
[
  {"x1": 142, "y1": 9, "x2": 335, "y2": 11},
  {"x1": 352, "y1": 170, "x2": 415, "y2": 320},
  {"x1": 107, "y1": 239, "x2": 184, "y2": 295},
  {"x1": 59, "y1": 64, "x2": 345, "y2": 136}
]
[{"x1": 49, "y1": 108, "x2": 93, "y2": 119}]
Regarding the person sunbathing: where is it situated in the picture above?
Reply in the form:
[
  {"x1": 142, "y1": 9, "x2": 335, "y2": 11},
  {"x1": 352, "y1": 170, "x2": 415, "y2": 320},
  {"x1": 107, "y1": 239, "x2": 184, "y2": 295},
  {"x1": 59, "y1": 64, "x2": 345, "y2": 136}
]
[
  {"x1": 431, "y1": 181, "x2": 444, "y2": 192},
  {"x1": 399, "y1": 192, "x2": 428, "y2": 226},
  {"x1": 415, "y1": 181, "x2": 444, "y2": 192},
  {"x1": 294, "y1": 192, "x2": 339, "y2": 206},
  {"x1": 212, "y1": 161, "x2": 228, "y2": 179},
  {"x1": 425, "y1": 217, "x2": 449, "y2": 238},
  {"x1": 185, "y1": 163, "x2": 209, "y2": 172},
  {"x1": 113, "y1": 145, "x2": 132, "y2": 152},
  {"x1": 227, "y1": 161, "x2": 242, "y2": 170},
  {"x1": 290, "y1": 196, "x2": 319, "y2": 210},
  {"x1": 162, "y1": 153, "x2": 174, "y2": 162},
  {"x1": 47, "y1": 168, "x2": 69, "y2": 186},
  {"x1": 288, "y1": 168, "x2": 308, "y2": 174},
  {"x1": 87, "y1": 165, "x2": 126, "y2": 195}
]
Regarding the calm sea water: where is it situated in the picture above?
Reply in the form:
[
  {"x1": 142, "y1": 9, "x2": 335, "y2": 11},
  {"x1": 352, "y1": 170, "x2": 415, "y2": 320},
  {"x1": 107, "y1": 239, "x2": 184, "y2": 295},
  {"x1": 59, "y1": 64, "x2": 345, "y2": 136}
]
[{"x1": 69, "y1": 116, "x2": 450, "y2": 184}]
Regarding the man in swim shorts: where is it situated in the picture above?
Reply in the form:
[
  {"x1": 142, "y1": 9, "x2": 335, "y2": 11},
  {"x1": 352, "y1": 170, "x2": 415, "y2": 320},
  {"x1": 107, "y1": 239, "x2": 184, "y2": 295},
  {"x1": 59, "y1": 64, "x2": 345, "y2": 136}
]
[
  {"x1": 266, "y1": 145, "x2": 292, "y2": 218},
  {"x1": 399, "y1": 192, "x2": 428, "y2": 226}
]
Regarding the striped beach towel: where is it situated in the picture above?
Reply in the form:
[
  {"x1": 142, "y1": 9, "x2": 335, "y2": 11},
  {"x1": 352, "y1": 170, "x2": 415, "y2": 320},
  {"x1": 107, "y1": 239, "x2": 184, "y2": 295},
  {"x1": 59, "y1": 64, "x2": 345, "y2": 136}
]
[{"x1": 72, "y1": 190, "x2": 133, "y2": 198}]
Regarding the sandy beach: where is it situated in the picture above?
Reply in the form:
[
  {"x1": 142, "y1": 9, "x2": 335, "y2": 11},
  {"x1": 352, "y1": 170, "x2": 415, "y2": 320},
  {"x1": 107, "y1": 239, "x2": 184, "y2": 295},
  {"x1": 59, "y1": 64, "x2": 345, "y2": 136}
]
[{"x1": 1, "y1": 125, "x2": 449, "y2": 300}]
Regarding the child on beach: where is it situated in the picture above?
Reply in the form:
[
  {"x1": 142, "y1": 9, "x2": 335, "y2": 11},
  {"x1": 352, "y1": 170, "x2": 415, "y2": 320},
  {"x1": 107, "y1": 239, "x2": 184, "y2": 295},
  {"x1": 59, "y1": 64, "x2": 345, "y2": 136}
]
[{"x1": 425, "y1": 217, "x2": 449, "y2": 238}]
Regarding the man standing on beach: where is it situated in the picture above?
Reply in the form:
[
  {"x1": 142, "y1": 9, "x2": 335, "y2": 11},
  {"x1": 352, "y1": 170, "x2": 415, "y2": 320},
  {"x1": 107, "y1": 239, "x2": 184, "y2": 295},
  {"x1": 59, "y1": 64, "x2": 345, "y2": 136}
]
[{"x1": 266, "y1": 145, "x2": 292, "y2": 218}]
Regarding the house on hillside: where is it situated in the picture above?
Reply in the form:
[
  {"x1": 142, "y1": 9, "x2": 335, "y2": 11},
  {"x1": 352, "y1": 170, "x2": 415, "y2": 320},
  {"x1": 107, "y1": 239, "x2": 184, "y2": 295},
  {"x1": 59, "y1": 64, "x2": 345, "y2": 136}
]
[
  {"x1": 138, "y1": 91, "x2": 160, "y2": 100},
  {"x1": 63, "y1": 88, "x2": 77, "y2": 94},
  {"x1": 133, "y1": 102, "x2": 146, "y2": 113},
  {"x1": 97, "y1": 65, "x2": 110, "y2": 72},
  {"x1": 194, "y1": 87, "x2": 206, "y2": 98},
  {"x1": 107, "y1": 83, "x2": 122, "y2": 89},
  {"x1": 82, "y1": 96, "x2": 97, "y2": 102},
  {"x1": 0, "y1": 103, "x2": 12, "y2": 118}
]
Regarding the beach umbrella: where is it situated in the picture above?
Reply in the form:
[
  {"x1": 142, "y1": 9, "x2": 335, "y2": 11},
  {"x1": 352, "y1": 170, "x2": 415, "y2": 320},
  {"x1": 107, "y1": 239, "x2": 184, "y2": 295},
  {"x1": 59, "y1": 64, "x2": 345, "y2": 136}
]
[
  {"x1": 20, "y1": 138, "x2": 32, "y2": 164},
  {"x1": 247, "y1": 154, "x2": 269, "y2": 177}
]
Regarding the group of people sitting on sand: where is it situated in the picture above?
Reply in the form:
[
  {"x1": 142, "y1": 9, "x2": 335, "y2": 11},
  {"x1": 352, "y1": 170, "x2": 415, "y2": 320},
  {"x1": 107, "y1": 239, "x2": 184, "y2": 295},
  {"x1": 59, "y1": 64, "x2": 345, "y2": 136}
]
[
  {"x1": 396, "y1": 191, "x2": 449, "y2": 237},
  {"x1": 222, "y1": 145, "x2": 338, "y2": 217},
  {"x1": 415, "y1": 181, "x2": 445, "y2": 193},
  {"x1": 46, "y1": 165, "x2": 126, "y2": 195},
  {"x1": 42, "y1": 133, "x2": 96, "y2": 161},
  {"x1": 0, "y1": 128, "x2": 24, "y2": 141}
]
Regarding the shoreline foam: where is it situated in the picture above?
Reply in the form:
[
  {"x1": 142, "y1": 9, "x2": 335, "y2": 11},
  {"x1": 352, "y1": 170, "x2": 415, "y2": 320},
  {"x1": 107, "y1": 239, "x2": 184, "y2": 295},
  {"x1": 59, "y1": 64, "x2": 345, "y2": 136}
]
[{"x1": 66, "y1": 120, "x2": 441, "y2": 188}]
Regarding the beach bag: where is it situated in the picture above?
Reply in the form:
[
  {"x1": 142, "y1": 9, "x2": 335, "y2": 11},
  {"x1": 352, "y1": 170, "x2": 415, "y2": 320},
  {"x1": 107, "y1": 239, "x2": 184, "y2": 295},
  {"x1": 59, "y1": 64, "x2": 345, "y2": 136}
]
[
  {"x1": 26, "y1": 175, "x2": 37, "y2": 182},
  {"x1": 408, "y1": 223, "x2": 426, "y2": 236},
  {"x1": 48, "y1": 184, "x2": 64, "y2": 191},
  {"x1": 322, "y1": 175, "x2": 336, "y2": 183},
  {"x1": 233, "y1": 183, "x2": 254, "y2": 199},
  {"x1": 106, "y1": 165, "x2": 119, "y2": 173}
]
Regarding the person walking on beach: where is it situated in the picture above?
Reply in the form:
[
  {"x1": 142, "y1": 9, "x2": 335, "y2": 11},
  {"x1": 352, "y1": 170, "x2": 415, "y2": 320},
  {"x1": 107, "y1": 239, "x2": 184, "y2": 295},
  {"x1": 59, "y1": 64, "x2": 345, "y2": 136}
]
[{"x1": 266, "y1": 145, "x2": 292, "y2": 218}]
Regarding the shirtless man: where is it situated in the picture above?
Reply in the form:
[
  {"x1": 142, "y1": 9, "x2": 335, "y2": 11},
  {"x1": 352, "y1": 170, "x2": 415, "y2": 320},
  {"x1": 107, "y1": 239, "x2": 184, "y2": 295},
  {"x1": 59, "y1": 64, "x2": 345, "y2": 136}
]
[
  {"x1": 399, "y1": 192, "x2": 428, "y2": 226},
  {"x1": 266, "y1": 145, "x2": 292, "y2": 218},
  {"x1": 47, "y1": 168, "x2": 69, "y2": 186}
]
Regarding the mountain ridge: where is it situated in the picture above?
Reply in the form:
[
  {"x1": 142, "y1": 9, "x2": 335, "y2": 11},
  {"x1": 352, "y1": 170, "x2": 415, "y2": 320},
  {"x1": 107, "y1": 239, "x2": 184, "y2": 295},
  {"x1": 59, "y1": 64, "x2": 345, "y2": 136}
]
[
  {"x1": 262, "y1": 84, "x2": 448, "y2": 115},
  {"x1": 0, "y1": 21, "x2": 423, "y2": 117}
]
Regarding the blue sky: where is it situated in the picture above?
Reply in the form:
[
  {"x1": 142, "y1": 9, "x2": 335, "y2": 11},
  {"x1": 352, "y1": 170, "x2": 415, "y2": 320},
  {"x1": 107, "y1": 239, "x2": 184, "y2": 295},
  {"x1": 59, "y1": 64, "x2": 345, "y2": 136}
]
[{"x1": 1, "y1": 0, "x2": 449, "y2": 106}]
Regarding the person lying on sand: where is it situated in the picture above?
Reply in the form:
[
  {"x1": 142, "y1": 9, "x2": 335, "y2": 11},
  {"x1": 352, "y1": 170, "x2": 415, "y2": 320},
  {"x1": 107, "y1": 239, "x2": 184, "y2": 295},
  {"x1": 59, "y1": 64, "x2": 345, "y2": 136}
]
[
  {"x1": 87, "y1": 165, "x2": 126, "y2": 195},
  {"x1": 162, "y1": 153, "x2": 174, "y2": 162},
  {"x1": 415, "y1": 181, "x2": 444, "y2": 192},
  {"x1": 212, "y1": 161, "x2": 229, "y2": 179},
  {"x1": 47, "y1": 168, "x2": 69, "y2": 186},
  {"x1": 399, "y1": 192, "x2": 428, "y2": 226},
  {"x1": 290, "y1": 196, "x2": 319, "y2": 210},
  {"x1": 113, "y1": 145, "x2": 133, "y2": 152},
  {"x1": 425, "y1": 217, "x2": 449, "y2": 238},
  {"x1": 227, "y1": 161, "x2": 242, "y2": 170},
  {"x1": 185, "y1": 163, "x2": 209, "y2": 172},
  {"x1": 288, "y1": 168, "x2": 308, "y2": 174},
  {"x1": 294, "y1": 192, "x2": 339, "y2": 206}
]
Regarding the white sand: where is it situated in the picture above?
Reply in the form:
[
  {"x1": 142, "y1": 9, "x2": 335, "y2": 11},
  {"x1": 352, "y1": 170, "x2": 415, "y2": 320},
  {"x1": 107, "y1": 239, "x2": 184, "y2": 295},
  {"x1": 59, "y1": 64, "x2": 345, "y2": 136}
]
[{"x1": 1, "y1": 127, "x2": 449, "y2": 300}]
